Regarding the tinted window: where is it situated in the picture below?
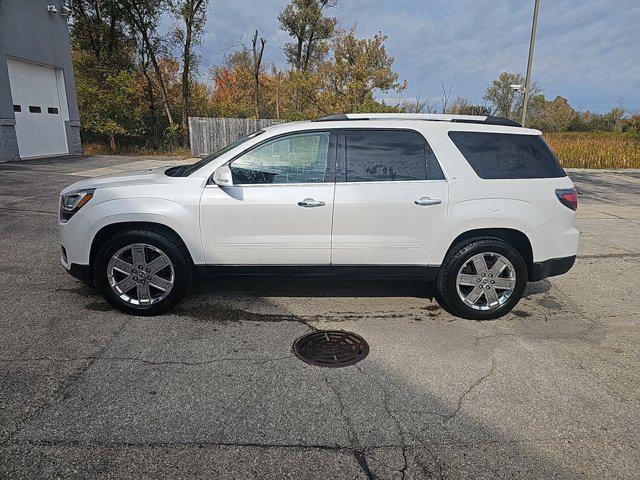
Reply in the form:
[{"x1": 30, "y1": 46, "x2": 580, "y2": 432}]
[
  {"x1": 449, "y1": 132, "x2": 565, "y2": 179},
  {"x1": 13, "y1": 105, "x2": 21, "y2": 112},
  {"x1": 29, "y1": 106, "x2": 41, "y2": 113},
  {"x1": 345, "y1": 130, "x2": 444, "y2": 182},
  {"x1": 47, "y1": 107, "x2": 59, "y2": 114},
  {"x1": 231, "y1": 132, "x2": 331, "y2": 184}
]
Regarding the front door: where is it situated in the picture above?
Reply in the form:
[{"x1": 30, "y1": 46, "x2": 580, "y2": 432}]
[
  {"x1": 200, "y1": 130, "x2": 336, "y2": 265},
  {"x1": 331, "y1": 129, "x2": 449, "y2": 266}
]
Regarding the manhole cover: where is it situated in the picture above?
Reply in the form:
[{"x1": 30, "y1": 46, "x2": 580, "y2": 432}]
[{"x1": 292, "y1": 330, "x2": 369, "y2": 368}]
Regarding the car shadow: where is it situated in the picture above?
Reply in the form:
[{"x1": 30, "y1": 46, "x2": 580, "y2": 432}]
[{"x1": 192, "y1": 275, "x2": 433, "y2": 298}]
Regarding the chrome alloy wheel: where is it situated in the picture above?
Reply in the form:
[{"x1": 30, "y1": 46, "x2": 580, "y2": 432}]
[
  {"x1": 107, "y1": 243, "x2": 175, "y2": 306},
  {"x1": 456, "y1": 252, "x2": 516, "y2": 311}
]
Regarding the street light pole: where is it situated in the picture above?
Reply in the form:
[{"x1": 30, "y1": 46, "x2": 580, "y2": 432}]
[{"x1": 521, "y1": 0, "x2": 540, "y2": 127}]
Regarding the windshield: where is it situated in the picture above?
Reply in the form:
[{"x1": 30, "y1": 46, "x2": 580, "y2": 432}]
[{"x1": 176, "y1": 130, "x2": 265, "y2": 177}]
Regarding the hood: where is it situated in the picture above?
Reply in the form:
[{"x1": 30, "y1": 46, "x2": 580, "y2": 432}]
[{"x1": 60, "y1": 166, "x2": 173, "y2": 195}]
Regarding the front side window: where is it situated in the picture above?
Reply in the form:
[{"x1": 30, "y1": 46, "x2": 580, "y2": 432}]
[
  {"x1": 179, "y1": 130, "x2": 265, "y2": 176},
  {"x1": 448, "y1": 131, "x2": 565, "y2": 179},
  {"x1": 230, "y1": 132, "x2": 332, "y2": 184},
  {"x1": 344, "y1": 129, "x2": 444, "y2": 182}
]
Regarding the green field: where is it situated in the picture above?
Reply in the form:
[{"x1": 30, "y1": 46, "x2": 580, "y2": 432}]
[{"x1": 544, "y1": 132, "x2": 640, "y2": 169}]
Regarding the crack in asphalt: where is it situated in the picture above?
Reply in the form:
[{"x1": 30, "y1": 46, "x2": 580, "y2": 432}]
[
  {"x1": 0, "y1": 320, "x2": 130, "y2": 447},
  {"x1": 7, "y1": 432, "x2": 635, "y2": 450},
  {"x1": 2, "y1": 438, "x2": 354, "y2": 450},
  {"x1": 577, "y1": 252, "x2": 640, "y2": 260},
  {"x1": 416, "y1": 450, "x2": 449, "y2": 480},
  {"x1": 442, "y1": 350, "x2": 497, "y2": 424},
  {"x1": 358, "y1": 366, "x2": 451, "y2": 479},
  {"x1": 0, "y1": 355, "x2": 293, "y2": 367},
  {"x1": 322, "y1": 375, "x2": 376, "y2": 480},
  {"x1": 0, "y1": 207, "x2": 57, "y2": 215},
  {"x1": 599, "y1": 210, "x2": 640, "y2": 226},
  {"x1": 357, "y1": 365, "x2": 408, "y2": 480}
]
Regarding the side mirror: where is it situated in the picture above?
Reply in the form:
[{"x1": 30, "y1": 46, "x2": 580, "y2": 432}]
[{"x1": 212, "y1": 165, "x2": 233, "y2": 187}]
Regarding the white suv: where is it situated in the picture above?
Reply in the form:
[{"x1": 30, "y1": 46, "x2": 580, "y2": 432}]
[{"x1": 59, "y1": 113, "x2": 579, "y2": 319}]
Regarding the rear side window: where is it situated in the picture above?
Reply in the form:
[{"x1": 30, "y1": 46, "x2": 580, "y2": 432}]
[
  {"x1": 448, "y1": 132, "x2": 565, "y2": 179},
  {"x1": 345, "y1": 129, "x2": 445, "y2": 182}
]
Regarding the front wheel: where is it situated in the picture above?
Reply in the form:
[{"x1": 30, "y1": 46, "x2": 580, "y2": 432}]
[
  {"x1": 435, "y1": 238, "x2": 527, "y2": 320},
  {"x1": 94, "y1": 229, "x2": 192, "y2": 315}
]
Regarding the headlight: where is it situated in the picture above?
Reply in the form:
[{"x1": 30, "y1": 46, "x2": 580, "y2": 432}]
[{"x1": 60, "y1": 188, "x2": 95, "y2": 222}]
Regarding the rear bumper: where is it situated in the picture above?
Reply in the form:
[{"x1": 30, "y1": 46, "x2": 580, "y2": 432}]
[{"x1": 528, "y1": 255, "x2": 576, "y2": 282}]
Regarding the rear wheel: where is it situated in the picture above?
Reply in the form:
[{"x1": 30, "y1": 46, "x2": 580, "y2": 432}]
[
  {"x1": 435, "y1": 237, "x2": 527, "y2": 320},
  {"x1": 94, "y1": 229, "x2": 191, "y2": 315}
]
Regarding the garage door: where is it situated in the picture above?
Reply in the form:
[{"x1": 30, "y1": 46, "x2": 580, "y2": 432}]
[{"x1": 7, "y1": 58, "x2": 68, "y2": 158}]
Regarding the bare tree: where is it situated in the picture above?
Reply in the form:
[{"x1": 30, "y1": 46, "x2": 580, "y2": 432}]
[
  {"x1": 271, "y1": 63, "x2": 286, "y2": 120},
  {"x1": 446, "y1": 97, "x2": 491, "y2": 116},
  {"x1": 440, "y1": 81, "x2": 455, "y2": 114},
  {"x1": 170, "y1": 0, "x2": 208, "y2": 143},
  {"x1": 120, "y1": 0, "x2": 175, "y2": 127},
  {"x1": 251, "y1": 30, "x2": 267, "y2": 119},
  {"x1": 137, "y1": 36, "x2": 162, "y2": 147},
  {"x1": 396, "y1": 96, "x2": 435, "y2": 113}
]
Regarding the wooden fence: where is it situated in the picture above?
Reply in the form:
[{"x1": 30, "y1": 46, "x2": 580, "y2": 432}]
[{"x1": 188, "y1": 117, "x2": 284, "y2": 157}]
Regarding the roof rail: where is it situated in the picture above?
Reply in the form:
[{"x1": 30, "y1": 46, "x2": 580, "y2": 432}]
[
  {"x1": 312, "y1": 113, "x2": 521, "y2": 127},
  {"x1": 451, "y1": 115, "x2": 521, "y2": 127}
]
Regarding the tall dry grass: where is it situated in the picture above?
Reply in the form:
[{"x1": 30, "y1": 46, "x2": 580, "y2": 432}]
[
  {"x1": 82, "y1": 143, "x2": 192, "y2": 158},
  {"x1": 544, "y1": 132, "x2": 640, "y2": 169}
]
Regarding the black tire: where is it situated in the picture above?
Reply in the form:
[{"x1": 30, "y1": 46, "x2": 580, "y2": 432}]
[
  {"x1": 435, "y1": 237, "x2": 527, "y2": 320},
  {"x1": 94, "y1": 229, "x2": 192, "y2": 316}
]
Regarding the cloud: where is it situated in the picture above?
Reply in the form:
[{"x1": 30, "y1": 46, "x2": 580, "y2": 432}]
[{"x1": 173, "y1": 0, "x2": 640, "y2": 112}]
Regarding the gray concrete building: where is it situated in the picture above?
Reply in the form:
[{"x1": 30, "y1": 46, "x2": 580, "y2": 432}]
[{"x1": 0, "y1": 0, "x2": 81, "y2": 161}]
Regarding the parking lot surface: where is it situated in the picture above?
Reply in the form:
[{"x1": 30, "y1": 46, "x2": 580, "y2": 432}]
[{"x1": 1, "y1": 156, "x2": 639, "y2": 479}]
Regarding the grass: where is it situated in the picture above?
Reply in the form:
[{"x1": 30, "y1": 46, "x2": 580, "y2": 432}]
[
  {"x1": 82, "y1": 142, "x2": 192, "y2": 158},
  {"x1": 544, "y1": 132, "x2": 640, "y2": 169}
]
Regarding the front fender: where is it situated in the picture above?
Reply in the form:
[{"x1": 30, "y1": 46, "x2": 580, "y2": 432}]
[{"x1": 79, "y1": 198, "x2": 204, "y2": 265}]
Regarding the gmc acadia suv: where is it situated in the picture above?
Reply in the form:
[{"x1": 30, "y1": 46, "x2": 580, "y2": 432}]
[{"x1": 59, "y1": 113, "x2": 579, "y2": 320}]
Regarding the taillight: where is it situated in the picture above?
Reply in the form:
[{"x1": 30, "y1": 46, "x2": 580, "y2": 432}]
[{"x1": 555, "y1": 188, "x2": 578, "y2": 210}]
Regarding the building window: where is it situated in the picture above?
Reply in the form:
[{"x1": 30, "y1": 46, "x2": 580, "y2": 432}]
[
  {"x1": 29, "y1": 106, "x2": 42, "y2": 113},
  {"x1": 13, "y1": 105, "x2": 22, "y2": 112},
  {"x1": 47, "y1": 107, "x2": 59, "y2": 114}
]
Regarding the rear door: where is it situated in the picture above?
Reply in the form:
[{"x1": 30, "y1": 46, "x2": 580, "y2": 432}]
[
  {"x1": 199, "y1": 130, "x2": 337, "y2": 265},
  {"x1": 331, "y1": 129, "x2": 449, "y2": 267}
]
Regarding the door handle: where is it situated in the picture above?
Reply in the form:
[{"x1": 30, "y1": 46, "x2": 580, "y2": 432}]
[
  {"x1": 415, "y1": 197, "x2": 442, "y2": 206},
  {"x1": 298, "y1": 198, "x2": 326, "y2": 208}
]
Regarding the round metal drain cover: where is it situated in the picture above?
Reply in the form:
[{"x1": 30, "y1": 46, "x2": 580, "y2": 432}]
[{"x1": 293, "y1": 330, "x2": 369, "y2": 368}]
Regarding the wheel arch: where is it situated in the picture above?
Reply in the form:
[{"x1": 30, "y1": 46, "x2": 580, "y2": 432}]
[
  {"x1": 445, "y1": 228, "x2": 533, "y2": 270},
  {"x1": 89, "y1": 222, "x2": 195, "y2": 279}
]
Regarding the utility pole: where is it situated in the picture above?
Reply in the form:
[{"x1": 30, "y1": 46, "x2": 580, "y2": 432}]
[{"x1": 521, "y1": 0, "x2": 540, "y2": 127}]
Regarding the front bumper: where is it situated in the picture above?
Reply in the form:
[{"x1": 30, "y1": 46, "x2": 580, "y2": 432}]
[
  {"x1": 59, "y1": 208, "x2": 95, "y2": 284},
  {"x1": 65, "y1": 262, "x2": 92, "y2": 284},
  {"x1": 528, "y1": 255, "x2": 576, "y2": 282}
]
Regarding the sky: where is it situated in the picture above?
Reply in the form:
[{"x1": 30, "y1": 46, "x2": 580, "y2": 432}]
[{"x1": 163, "y1": 0, "x2": 640, "y2": 113}]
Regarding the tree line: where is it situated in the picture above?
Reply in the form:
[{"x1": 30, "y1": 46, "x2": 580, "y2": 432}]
[
  {"x1": 71, "y1": 0, "x2": 639, "y2": 153},
  {"x1": 457, "y1": 72, "x2": 639, "y2": 134}
]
